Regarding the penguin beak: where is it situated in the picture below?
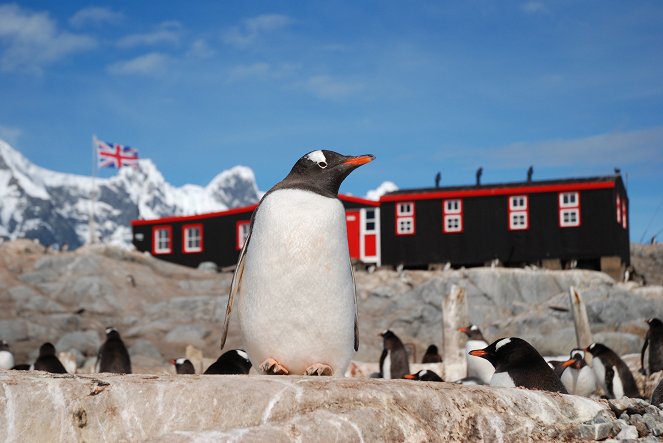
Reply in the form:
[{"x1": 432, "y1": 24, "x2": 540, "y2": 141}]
[
  {"x1": 169, "y1": 359, "x2": 177, "y2": 365},
  {"x1": 469, "y1": 349, "x2": 489, "y2": 358},
  {"x1": 458, "y1": 327, "x2": 469, "y2": 333},
  {"x1": 561, "y1": 359, "x2": 576, "y2": 368},
  {"x1": 403, "y1": 374, "x2": 416, "y2": 380},
  {"x1": 343, "y1": 154, "x2": 375, "y2": 167}
]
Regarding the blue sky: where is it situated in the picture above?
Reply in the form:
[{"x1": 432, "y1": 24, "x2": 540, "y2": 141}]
[{"x1": 1, "y1": 1, "x2": 662, "y2": 242}]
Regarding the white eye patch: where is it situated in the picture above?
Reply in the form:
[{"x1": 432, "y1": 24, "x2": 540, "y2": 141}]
[
  {"x1": 305, "y1": 150, "x2": 327, "y2": 164},
  {"x1": 176, "y1": 358, "x2": 187, "y2": 364},
  {"x1": 495, "y1": 338, "x2": 512, "y2": 351},
  {"x1": 236, "y1": 350, "x2": 249, "y2": 360}
]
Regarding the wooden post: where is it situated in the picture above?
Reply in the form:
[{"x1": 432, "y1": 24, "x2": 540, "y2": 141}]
[
  {"x1": 569, "y1": 286, "x2": 593, "y2": 364},
  {"x1": 442, "y1": 284, "x2": 468, "y2": 381}
]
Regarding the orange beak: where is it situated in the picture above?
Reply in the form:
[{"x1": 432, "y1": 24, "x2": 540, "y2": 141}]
[
  {"x1": 403, "y1": 374, "x2": 416, "y2": 380},
  {"x1": 561, "y1": 359, "x2": 576, "y2": 367},
  {"x1": 169, "y1": 359, "x2": 177, "y2": 365},
  {"x1": 344, "y1": 155, "x2": 375, "y2": 166},
  {"x1": 458, "y1": 327, "x2": 469, "y2": 333},
  {"x1": 469, "y1": 349, "x2": 488, "y2": 357}
]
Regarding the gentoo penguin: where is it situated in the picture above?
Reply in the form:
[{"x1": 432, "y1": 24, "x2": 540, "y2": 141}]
[
  {"x1": 204, "y1": 349, "x2": 252, "y2": 375},
  {"x1": 421, "y1": 344, "x2": 442, "y2": 363},
  {"x1": 641, "y1": 318, "x2": 663, "y2": 375},
  {"x1": 0, "y1": 340, "x2": 15, "y2": 369},
  {"x1": 33, "y1": 342, "x2": 67, "y2": 374},
  {"x1": 469, "y1": 337, "x2": 568, "y2": 393},
  {"x1": 220, "y1": 150, "x2": 374, "y2": 376},
  {"x1": 96, "y1": 327, "x2": 132, "y2": 374},
  {"x1": 171, "y1": 358, "x2": 195, "y2": 374},
  {"x1": 559, "y1": 348, "x2": 597, "y2": 397},
  {"x1": 585, "y1": 342, "x2": 639, "y2": 399},
  {"x1": 458, "y1": 324, "x2": 494, "y2": 384},
  {"x1": 379, "y1": 330, "x2": 410, "y2": 379},
  {"x1": 651, "y1": 378, "x2": 663, "y2": 406},
  {"x1": 404, "y1": 369, "x2": 443, "y2": 382}
]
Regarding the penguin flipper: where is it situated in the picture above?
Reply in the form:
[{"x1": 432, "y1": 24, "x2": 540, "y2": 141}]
[
  {"x1": 350, "y1": 261, "x2": 359, "y2": 351},
  {"x1": 220, "y1": 224, "x2": 250, "y2": 349},
  {"x1": 605, "y1": 365, "x2": 615, "y2": 398}
]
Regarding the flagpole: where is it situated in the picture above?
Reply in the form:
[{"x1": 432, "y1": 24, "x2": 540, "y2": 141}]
[{"x1": 89, "y1": 135, "x2": 98, "y2": 245}]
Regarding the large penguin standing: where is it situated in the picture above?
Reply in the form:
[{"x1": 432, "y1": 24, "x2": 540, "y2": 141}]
[
  {"x1": 585, "y1": 342, "x2": 639, "y2": 399},
  {"x1": 97, "y1": 327, "x2": 132, "y2": 374},
  {"x1": 379, "y1": 330, "x2": 410, "y2": 380},
  {"x1": 459, "y1": 324, "x2": 494, "y2": 384},
  {"x1": 641, "y1": 318, "x2": 663, "y2": 375},
  {"x1": 220, "y1": 150, "x2": 374, "y2": 376}
]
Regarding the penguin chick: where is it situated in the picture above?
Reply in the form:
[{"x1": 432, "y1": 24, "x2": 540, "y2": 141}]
[
  {"x1": 204, "y1": 349, "x2": 252, "y2": 375},
  {"x1": 0, "y1": 340, "x2": 15, "y2": 370},
  {"x1": 469, "y1": 337, "x2": 568, "y2": 393},
  {"x1": 641, "y1": 318, "x2": 663, "y2": 375},
  {"x1": 459, "y1": 324, "x2": 494, "y2": 384},
  {"x1": 585, "y1": 342, "x2": 639, "y2": 399},
  {"x1": 421, "y1": 344, "x2": 442, "y2": 363},
  {"x1": 404, "y1": 369, "x2": 443, "y2": 382},
  {"x1": 171, "y1": 358, "x2": 195, "y2": 374},
  {"x1": 559, "y1": 348, "x2": 597, "y2": 397},
  {"x1": 379, "y1": 330, "x2": 410, "y2": 379},
  {"x1": 33, "y1": 342, "x2": 67, "y2": 374},
  {"x1": 97, "y1": 327, "x2": 132, "y2": 374},
  {"x1": 220, "y1": 150, "x2": 374, "y2": 376}
]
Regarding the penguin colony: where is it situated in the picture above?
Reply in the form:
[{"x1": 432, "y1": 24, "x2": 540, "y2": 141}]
[{"x1": 1, "y1": 150, "x2": 662, "y2": 407}]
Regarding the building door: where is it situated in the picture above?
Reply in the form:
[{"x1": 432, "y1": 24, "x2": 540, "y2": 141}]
[
  {"x1": 346, "y1": 210, "x2": 361, "y2": 260},
  {"x1": 360, "y1": 208, "x2": 380, "y2": 265}
]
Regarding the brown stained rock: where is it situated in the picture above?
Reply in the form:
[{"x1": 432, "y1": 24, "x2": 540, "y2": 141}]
[{"x1": 1, "y1": 370, "x2": 606, "y2": 442}]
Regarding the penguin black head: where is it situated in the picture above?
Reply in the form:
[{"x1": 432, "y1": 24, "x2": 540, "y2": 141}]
[
  {"x1": 0, "y1": 340, "x2": 9, "y2": 351},
  {"x1": 39, "y1": 342, "x2": 57, "y2": 357},
  {"x1": 422, "y1": 344, "x2": 442, "y2": 363},
  {"x1": 468, "y1": 337, "x2": 540, "y2": 370},
  {"x1": 171, "y1": 358, "x2": 196, "y2": 375},
  {"x1": 105, "y1": 327, "x2": 121, "y2": 340},
  {"x1": 584, "y1": 342, "x2": 610, "y2": 356},
  {"x1": 276, "y1": 150, "x2": 375, "y2": 198},
  {"x1": 647, "y1": 318, "x2": 663, "y2": 329},
  {"x1": 562, "y1": 348, "x2": 588, "y2": 370},
  {"x1": 403, "y1": 369, "x2": 443, "y2": 382},
  {"x1": 458, "y1": 324, "x2": 486, "y2": 341},
  {"x1": 379, "y1": 330, "x2": 404, "y2": 350}
]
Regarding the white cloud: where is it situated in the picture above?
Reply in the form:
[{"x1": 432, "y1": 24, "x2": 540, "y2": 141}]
[
  {"x1": 187, "y1": 39, "x2": 215, "y2": 58},
  {"x1": 107, "y1": 52, "x2": 170, "y2": 76},
  {"x1": 227, "y1": 62, "x2": 298, "y2": 81},
  {"x1": 116, "y1": 21, "x2": 182, "y2": 48},
  {"x1": 304, "y1": 75, "x2": 363, "y2": 100},
  {"x1": 365, "y1": 181, "x2": 399, "y2": 201},
  {"x1": 0, "y1": 4, "x2": 96, "y2": 73},
  {"x1": 521, "y1": 1, "x2": 549, "y2": 15},
  {"x1": 223, "y1": 14, "x2": 293, "y2": 47},
  {"x1": 70, "y1": 6, "x2": 123, "y2": 28},
  {"x1": 0, "y1": 125, "x2": 21, "y2": 146}
]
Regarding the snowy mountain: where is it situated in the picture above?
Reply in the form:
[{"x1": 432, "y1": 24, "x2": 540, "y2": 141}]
[{"x1": 0, "y1": 140, "x2": 261, "y2": 249}]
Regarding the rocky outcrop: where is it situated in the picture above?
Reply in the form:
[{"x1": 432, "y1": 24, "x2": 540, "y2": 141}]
[{"x1": 0, "y1": 370, "x2": 608, "y2": 442}]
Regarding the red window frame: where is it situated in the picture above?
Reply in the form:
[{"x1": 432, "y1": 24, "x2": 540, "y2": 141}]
[
  {"x1": 558, "y1": 192, "x2": 580, "y2": 228},
  {"x1": 621, "y1": 200, "x2": 627, "y2": 229},
  {"x1": 236, "y1": 220, "x2": 251, "y2": 250},
  {"x1": 508, "y1": 195, "x2": 528, "y2": 231},
  {"x1": 395, "y1": 201, "x2": 415, "y2": 236},
  {"x1": 616, "y1": 194, "x2": 622, "y2": 223},
  {"x1": 442, "y1": 199, "x2": 463, "y2": 233},
  {"x1": 152, "y1": 225, "x2": 172, "y2": 255},
  {"x1": 182, "y1": 223, "x2": 203, "y2": 254}
]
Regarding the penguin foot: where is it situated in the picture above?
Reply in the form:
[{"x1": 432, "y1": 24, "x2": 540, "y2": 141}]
[
  {"x1": 259, "y1": 358, "x2": 289, "y2": 375},
  {"x1": 305, "y1": 363, "x2": 333, "y2": 376}
]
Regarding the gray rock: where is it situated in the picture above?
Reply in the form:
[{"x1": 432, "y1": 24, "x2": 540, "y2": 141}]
[
  {"x1": 0, "y1": 319, "x2": 29, "y2": 342},
  {"x1": 129, "y1": 339, "x2": 162, "y2": 360},
  {"x1": 615, "y1": 425, "x2": 638, "y2": 440},
  {"x1": 55, "y1": 330, "x2": 101, "y2": 357},
  {"x1": 196, "y1": 262, "x2": 218, "y2": 273},
  {"x1": 163, "y1": 325, "x2": 210, "y2": 346},
  {"x1": 593, "y1": 331, "x2": 644, "y2": 356},
  {"x1": 644, "y1": 413, "x2": 663, "y2": 436},
  {"x1": 9, "y1": 285, "x2": 65, "y2": 314},
  {"x1": 579, "y1": 422, "x2": 613, "y2": 440}
]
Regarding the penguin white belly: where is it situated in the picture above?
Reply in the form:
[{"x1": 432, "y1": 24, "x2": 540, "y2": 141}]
[
  {"x1": 612, "y1": 368, "x2": 625, "y2": 399},
  {"x1": 561, "y1": 366, "x2": 596, "y2": 397},
  {"x1": 465, "y1": 340, "x2": 494, "y2": 384},
  {"x1": 238, "y1": 189, "x2": 355, "y2": 376},
  {"x1": 491, "y1": 371, "x2": 516, "y2": 388},
  {"x1": 382, "y1": 351, "x2": 392, "y2": 379},
  {"x1": 0, "y1": 350, "x2": 14, "y2": 369},
  {"x1": 592, "y1": 358, "x2": 607, "y2": 393}
]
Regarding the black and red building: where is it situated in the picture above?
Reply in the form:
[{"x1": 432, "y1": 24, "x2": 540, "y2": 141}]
[{"x1": 131, "y1": 173, "x2": 630, "y2": 278}]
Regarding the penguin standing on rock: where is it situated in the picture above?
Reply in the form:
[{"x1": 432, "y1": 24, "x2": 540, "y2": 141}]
[
  {"x1": 33, "y1": 343, "x2": 67, "y2": 374},
  {"x1": 459, "y1": 324, "x2": 494, "y2": 384},
  {"x1": 219, "y1": 150, "x2": 374, "y2": 376},
  {"x1": 379, "y1": 330, "x2": 410, "y2": 379},
  {"x1": 585, "y1": 342, "x2": 639, "y2": 399},
  {"x1": 421, "y1": 345, "x2": 442, "y2": 363},
  {"x1": 404, "y1": 369, "x2": 443, "y2": 382},
  {"x1": 640, "y1": 318, "x2": 663, "y2": 375},
  {"x1": 204, "y1": 349, "x2": 252, "y2": 375},
  {"x1": 171, "y1": 358, "x2": 195, "y2": 374},
  {"x1": 0, "y1": 340, "x2": 15, "y2": 370},
  {"x1": 559, "y1": 348, "x2": 597, "y2": 397},
  {"x1": 97, "y1": 327, "x2": 132, "y2": 374},
  {"x1": 469, "y1": 337, "x2": 568, "y2": 393}
]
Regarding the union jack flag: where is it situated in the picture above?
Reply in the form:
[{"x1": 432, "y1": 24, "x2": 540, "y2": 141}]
[{"x1": 95, "y1": 137, "x2": 139, "y2": 169}]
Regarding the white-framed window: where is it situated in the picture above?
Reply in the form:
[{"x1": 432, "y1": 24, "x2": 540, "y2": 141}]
[
  {"x1": 616, "y1": 194, "x2": 622, "y2": 223},
  {"x1": 395, "y1": 202, "x2": 415, "y2": 236},
  {"x1": 236, "y1": 220, "x2": 251, "y2": 250},
  {"x1": 508, "y1": 195, "x2": 528, "y2": 231},
  {"x1": 183, "y1": 224, "x2": 203, "y2": 253},
  {"x1": 558, "y1": 191, "x2": 580, "y2": 228},
  {"x1": 443, "y1": 199, "x2": 463, "y2": 233},
  {"x1": 621, "y1": 200, "x2": 628, "y2": 229},
  {"x1": 153, "y1": 226, "x2": 172, "y2": 254},
  {"x1": 365, "y1": 208, "x2": 376, "y2": 233}
]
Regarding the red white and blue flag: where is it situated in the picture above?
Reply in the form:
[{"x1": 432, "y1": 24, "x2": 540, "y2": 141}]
[{"x1": 95, "y1": 137, "x2": 139, "y2": 169}]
